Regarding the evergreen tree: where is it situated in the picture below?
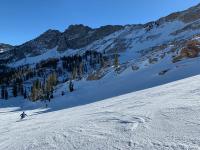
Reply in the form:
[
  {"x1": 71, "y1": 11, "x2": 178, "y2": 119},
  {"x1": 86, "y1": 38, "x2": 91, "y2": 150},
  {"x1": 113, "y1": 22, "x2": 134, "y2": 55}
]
[
  {"x1": 20, "y1": 84, "x2": 24, "y2": 96},
  {"x1": 69, "y1": 80, "x2": 74, "y2": 92},
  {"x1": 72, "y1": 67, "x2": 77, "y2": 79},
  {"x1": 45, "y1": 79, "x2": 51, "y2": 101},
  {"x1": 35, "y1": 79, "x2": 41, "y2": 89},
  {"x1": 12, "y1": 83, "x2": 18, "y2": 97},
  {"x1": 24, "y1": 88, "x2": 27, "y2": 99},
  {"x1": 1, "y1": 86, "x2": 5, "y2": 99},
  {"x1": 31, "y1": 85, "x2": 37, "y2": 101},
  {"x1": 100, "y1": 55, "x2": 105, "y2": 68},
  {"x1": 78, "y1": 63, "x2": 83, "y2": 78},
  {"x1": 114, "y1": 51, "x2": 119, "y2": 69},
  {"x1": 51, "y1": 72, "x2": 57, "y2": 86},
  {"x1": 17, "y1": 79, "x2": 24, "y2": 96},
  {"x1": 50, "y1": 89, "x2": 54, "y2": 99},
  {"x1": 30, "y1": 80, "x2": 43, "y2": 101},
  {"x1": 43, "y1": 73, "x2": 57, "y2": 101},
  {"x1": 5, "y1": 89, "x2": 8, "y2": 100}
]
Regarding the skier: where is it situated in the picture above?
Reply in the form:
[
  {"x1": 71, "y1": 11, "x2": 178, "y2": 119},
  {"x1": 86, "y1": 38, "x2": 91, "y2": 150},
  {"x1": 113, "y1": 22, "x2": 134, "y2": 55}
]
[{"x1": 20, "y1": 111, "x2": 27, "y2": 119}]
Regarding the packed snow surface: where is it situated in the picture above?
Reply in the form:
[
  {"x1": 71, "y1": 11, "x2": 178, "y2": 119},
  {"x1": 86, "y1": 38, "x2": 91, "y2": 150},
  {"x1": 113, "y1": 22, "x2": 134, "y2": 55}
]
[{"x1": 0, "y1": 73, "x2": 200, "y2": 150}]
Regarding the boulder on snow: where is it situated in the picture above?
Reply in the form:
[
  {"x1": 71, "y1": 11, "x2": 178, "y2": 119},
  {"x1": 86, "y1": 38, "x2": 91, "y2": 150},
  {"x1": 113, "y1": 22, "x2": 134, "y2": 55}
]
[{"x1": 158, "y1": 69, "x2": 170, "y2": 75}]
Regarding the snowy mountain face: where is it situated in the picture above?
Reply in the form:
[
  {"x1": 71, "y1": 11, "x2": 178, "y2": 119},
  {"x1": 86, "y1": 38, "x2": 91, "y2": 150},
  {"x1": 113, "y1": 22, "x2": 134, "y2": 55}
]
[{"x1": 1, "y1": 3, "x2": 200, "y2": 68}]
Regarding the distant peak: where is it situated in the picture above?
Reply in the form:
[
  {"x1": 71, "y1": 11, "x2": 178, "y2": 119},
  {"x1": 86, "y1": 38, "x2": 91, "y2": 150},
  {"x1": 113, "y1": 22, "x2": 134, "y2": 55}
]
[
  {"x1": 0, "y1": 43, "x2": 13, "y2": 47},
  {"x1": 65, "y1": 24, "x2": 92, "y2": 32},
  {"x1": 43, "y1": 29, "x2": 61, "y2": 34}
]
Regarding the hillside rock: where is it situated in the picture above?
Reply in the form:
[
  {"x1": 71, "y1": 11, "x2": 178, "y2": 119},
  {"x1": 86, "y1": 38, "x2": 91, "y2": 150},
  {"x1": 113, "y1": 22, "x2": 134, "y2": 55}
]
[{"x1": 173, "y1": 40, "x2": 200, "y2": 63}]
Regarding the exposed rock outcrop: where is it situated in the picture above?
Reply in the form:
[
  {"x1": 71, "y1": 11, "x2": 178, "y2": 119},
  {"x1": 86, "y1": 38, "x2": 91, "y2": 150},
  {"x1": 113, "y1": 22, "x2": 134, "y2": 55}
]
[{"x1": 173, "y1": 40, "x2": 200, "y2": 63}]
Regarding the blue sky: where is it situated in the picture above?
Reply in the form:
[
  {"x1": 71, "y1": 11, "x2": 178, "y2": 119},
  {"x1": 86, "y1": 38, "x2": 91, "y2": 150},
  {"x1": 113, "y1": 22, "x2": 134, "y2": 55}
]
[{"x1": 0, "y1": 0, "x2": 200, "y2": 45}]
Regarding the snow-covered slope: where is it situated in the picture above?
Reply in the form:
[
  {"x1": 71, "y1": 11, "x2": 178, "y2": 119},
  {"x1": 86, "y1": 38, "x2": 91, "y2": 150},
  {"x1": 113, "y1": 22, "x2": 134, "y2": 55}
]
[
  {"x1": 1, "y1": 74, "x2": 200, "y2": 150},
  {"x1": 1, "y1": 3, "x2": 200, "y2": 150}
]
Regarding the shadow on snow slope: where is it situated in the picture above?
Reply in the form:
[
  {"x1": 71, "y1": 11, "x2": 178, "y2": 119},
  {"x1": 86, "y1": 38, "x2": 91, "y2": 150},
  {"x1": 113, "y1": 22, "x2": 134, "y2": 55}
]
[{"x1": 1, "y1": 57, "x2": 200, "y2": 115}]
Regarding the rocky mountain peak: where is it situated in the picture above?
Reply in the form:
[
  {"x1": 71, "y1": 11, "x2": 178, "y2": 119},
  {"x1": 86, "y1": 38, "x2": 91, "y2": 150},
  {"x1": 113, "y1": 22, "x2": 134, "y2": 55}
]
[
  {"x1": 66, "y1": 24, "x2": 92, "y2": 33},
  {"x1": 38, "y1": 29, "x2": 61, "y2": 40},
  {"x1": 32, "y1": 29, "x2": 61, "y2": 49},
  {"x1": 57, "y1": 24, "x2": 124, "y2": 51}
]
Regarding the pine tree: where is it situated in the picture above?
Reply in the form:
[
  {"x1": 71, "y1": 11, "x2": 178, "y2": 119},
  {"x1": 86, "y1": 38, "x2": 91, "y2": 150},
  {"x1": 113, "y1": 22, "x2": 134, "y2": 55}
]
[
  {"x1": 5, "y1": 89, "x2": 8, "y2": 100},
  {"x1": 30, "y1": 80, "x2": 43, "y2": 101},
  {"x1": 20, "y1": 84, "x2": 24, "y2": 96},
  {"x1": 100, "y1": 55, "x2": 105, "y2": 68},
  {"x1": 78, "y1": 63, "x2": 83, "y2": 78},
  {"x1": 72, "y1": 67, "x2": 77, "y2": 79},
  {"x1": 69, "y1": 80, "x2": 74, "y2": 92},
  {"x1": 114, "y1": 51, "x2": 119, "y2": 69},
  {"x1": 31, "y1": 85, "x2": 37, "y2": 101},
  {"x1": 45, "y1": 78, "x2": 51, "y2": 101},
  {"x1": 24, "y1": 88, "x2": 27, "y2": 99},
  {"x1": 35, "y1": 79, "x2": 41, "y2": 89},
  {"x1": 12, "y1": 83, "x2": 18, "y2": 97},
  {"x1": 43, "y1": 73, "x2": 57, "y2": 101},
  {"x1": 1, "y1": 86, "x2": 5, "y2": 99},
  {"x1": 50, "y1": 89, "x2": 54, "y2": 99},
  {"x1": 51, "y1": 72, "x2": 57, "y2": 86},
  {"x1": 17, "y1": 79, "x2": 24, "y2": 96}
]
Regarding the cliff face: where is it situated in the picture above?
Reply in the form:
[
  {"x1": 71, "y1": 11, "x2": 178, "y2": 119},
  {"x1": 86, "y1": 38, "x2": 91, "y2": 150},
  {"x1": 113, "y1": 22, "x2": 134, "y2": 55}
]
[{"x1": 57, "y1": 25, "x2": 124, "y2": 51}]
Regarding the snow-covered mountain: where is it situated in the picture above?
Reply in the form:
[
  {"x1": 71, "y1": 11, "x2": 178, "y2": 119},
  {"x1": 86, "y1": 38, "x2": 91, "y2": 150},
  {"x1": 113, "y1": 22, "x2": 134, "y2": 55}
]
[
  {"x1": 1, "y1": 3, "x2": 200, "y2": 150},
  {"x1": 0, "y1": 25, "x2": 123, "y2": 63},
  {"x1": 1, "y1": 3, "x2": 199, "y2": 84},
  {"x1": 1, "y1": 3, "x2": 200, "y2": 69}
]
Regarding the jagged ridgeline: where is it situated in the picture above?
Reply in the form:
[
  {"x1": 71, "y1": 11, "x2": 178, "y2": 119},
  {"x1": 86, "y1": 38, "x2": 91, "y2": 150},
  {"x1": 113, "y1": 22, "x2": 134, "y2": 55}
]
[{"x1": 0, "y1": 24, "x2": 123, "y2": 63}]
